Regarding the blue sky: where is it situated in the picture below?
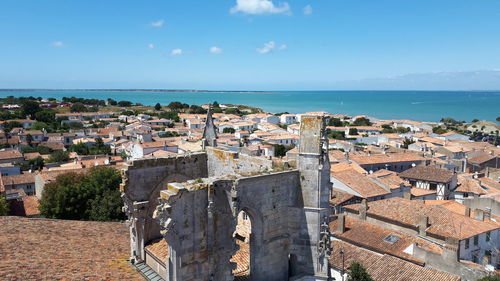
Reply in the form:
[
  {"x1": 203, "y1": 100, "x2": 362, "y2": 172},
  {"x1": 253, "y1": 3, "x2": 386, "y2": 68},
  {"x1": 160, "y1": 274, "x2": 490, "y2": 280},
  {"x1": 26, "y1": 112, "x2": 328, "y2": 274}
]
[{"x1": 1, "y1": 0, "x2": 500, "y2": 90}]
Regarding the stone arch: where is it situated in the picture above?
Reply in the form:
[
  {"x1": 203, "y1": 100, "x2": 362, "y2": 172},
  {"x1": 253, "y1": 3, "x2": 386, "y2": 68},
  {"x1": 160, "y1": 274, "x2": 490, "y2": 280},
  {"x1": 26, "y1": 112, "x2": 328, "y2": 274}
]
[
  {"x1": 144, "y1": 172, "x2": 193, "y2": 243},
  {"x1": 237, "y1": 206, "x2": 264, "y2": 279}
]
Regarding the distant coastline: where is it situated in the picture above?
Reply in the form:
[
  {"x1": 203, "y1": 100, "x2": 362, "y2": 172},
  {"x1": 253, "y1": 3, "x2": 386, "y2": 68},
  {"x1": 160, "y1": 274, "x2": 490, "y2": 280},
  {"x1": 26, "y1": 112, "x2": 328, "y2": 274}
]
[
  {"x1": 0, "y1": 89, "x2": 273, "y2": 94},
  {"x1": 2, "y1": 89, "x2": 499, "y2": 122}
]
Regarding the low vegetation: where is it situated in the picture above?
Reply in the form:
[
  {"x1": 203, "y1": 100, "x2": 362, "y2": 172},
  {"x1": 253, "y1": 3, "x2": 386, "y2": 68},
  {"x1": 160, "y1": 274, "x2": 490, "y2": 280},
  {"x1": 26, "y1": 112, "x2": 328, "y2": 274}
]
[{"x1": 40, "y1": 166, "x2": 125, "y2": 221}]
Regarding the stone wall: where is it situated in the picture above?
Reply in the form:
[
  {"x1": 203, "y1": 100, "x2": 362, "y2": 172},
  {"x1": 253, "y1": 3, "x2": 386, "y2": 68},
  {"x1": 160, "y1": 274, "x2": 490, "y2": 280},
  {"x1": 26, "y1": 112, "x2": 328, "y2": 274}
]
[
  {"x1": 121, "y1": 153, "x2": 208, "y2": 263},
  {"x1": 206, "y1": 147, "x2": 273, "y2": 177}
]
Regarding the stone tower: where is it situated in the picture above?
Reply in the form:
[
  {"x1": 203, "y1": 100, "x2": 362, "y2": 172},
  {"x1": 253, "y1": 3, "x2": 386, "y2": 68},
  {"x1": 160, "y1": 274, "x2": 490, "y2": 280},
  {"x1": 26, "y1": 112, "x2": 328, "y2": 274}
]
[
  {"x1": 297, "y1": 115, "x2": 331, "y2": 276},
  {"x1": 202, "y1": 107, "x2": 217, "y2": 147}
]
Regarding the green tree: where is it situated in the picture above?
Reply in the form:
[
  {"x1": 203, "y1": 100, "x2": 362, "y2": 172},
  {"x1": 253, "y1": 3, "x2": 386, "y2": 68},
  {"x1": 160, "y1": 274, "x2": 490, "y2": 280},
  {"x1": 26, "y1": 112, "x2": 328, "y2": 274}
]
[
  {"x1": 4, "y1": 121, "x2": 22, "y2": 132},
  {"x1": 347, "y1": 261, "x2": 373, "y2": 281},
  {"x1": 402, "y1": 138, "x2": 416, "y2": 149},
  {"x1": 107, "y1": 98, "x2": 118, "y2": 106},
  {"x1": 26, "y1": 134, "x2": 33, "y2": 146},
  {"x1": 349, "y1": 128, "x2": 359, "y2": 135},
  {"x1": 48, "y1": 150, "x2": 70, "y2": 163},
  {"x1": 223, "y1": 127, "x2": 236, "y2": 134},
  {"x1": 168, "y1": 101, "x2": 189, "y2": 111},
  {"x1": 118, "y1": 100, "x2": 133, "y2": 107},
  {"x1": 154, "y1": 103, "x2": 162, "y2": 111},
  {"x1": 440, "y1": 117, "x2": 460, "y2": 125},
  {"x1": 28, "y1": 156, "x2": 45, "y2": 170},
  {"x1": 352, "y1": 117, "x2": 372, "y2": 126},
  {"x1": 159, "y1": 111, "x2": 180, "y2": 122},
  {"x1": 35, "y1": 109, "x2": 56, "y2": 123},
  {"x1": 39, "y1": 167, "x2": 125, "y2": 221},
  {"x1": 21, "y1": 100, "x2": 41, "y2": 119},
  {"x1": 31, "y1": 122, "x2": 50, "y2": 131},
  {"x1": 189, "y1": 105, "x2": 207, "y2": 114},
  {"x1": 273, "y1": 144, "x2": 295, "y2": 157},
  {"x1": 70, "y1": 102, "x2": 87, "y2": 113},
  {"x1": 0, "y1": 196, "x2": 9, "y2": 216},
  {"x1": 496, "y1": 117, "x2": 500, "y2": 122},
  {"x1": 328, "y1": 118, "x2": 344, "y2": 127},
  {"x1": 327, "y1": 131, "x2": 346, "y2": 140},
  {"x1": 432, "y1": 126, "x2": 447, "y2": 134},
  {"x1": 212, "y1": 101, "x2": 220, "y2": 108}
]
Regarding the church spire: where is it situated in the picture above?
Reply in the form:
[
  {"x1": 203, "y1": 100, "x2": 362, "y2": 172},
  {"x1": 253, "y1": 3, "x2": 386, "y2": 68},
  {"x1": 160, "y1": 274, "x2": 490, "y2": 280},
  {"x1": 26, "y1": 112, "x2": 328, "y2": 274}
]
[{"x1": 202, "y1": 106, "x2": 217, "y2": 147}]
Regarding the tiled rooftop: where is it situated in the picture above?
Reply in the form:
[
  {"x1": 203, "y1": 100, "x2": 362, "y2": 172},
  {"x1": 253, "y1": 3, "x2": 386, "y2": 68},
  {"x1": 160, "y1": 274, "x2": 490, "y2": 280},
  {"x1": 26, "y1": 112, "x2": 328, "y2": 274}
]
[
  {"x1": 329, "y1": 240, "x2": 460, "y2": 281},
  {"x1": 344, "y1": 197, "x2": 499, "y2": 240},
  {"x1": 0, "y1": 216, "x2": 142, "y2": 281},
  {"x1": 399, "y1": 165, "x2": 454, "y2": 183}
]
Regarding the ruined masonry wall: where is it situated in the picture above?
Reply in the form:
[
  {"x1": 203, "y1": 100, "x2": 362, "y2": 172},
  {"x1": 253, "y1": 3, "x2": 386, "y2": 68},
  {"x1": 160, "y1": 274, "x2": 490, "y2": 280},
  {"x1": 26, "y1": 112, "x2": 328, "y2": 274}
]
[
  {"x1": 206, "y1": 147, "x2": 273, "y2": 177},
  {"x1": 235, "y1": 171, "x2": 300, "y2": 281}
]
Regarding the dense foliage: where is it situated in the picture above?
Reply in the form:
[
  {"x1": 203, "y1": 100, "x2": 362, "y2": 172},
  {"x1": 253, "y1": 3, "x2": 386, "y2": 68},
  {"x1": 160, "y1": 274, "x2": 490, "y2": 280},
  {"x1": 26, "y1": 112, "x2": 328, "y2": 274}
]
[
  {"x1": 347, "y1": 261, "x2": 373, "y2": 281},
  {"x1": 39, "y1": 166, "x2": 125, "y2": 221},
  {"x1": 352, "y1": 117, "x2": 372, "y2": 126},
  {"x1": 223, "y1": 127, "x2": 236, "y2": 134},
  {"x1": 48, "y1": 150, "x2": 70, "y2": 163},
  {"x1": 273, "y1": 144, "x2": 295, "y2": 157},
  {"x1": 69, "y1": 138, "x2": 111, "y2": 155},
  {"x1": 0, "y1": 196, "x2": 9, "y2": 216},
  {"x1": 328, "y1": 118, "x2": 345, "y2": 127}
]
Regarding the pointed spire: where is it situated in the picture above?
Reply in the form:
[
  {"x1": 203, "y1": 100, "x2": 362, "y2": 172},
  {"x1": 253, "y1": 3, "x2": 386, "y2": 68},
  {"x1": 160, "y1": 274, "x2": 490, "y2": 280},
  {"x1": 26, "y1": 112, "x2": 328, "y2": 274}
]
[{"x1": 203, "y1": 106, "x2": 217, "y2": 147}]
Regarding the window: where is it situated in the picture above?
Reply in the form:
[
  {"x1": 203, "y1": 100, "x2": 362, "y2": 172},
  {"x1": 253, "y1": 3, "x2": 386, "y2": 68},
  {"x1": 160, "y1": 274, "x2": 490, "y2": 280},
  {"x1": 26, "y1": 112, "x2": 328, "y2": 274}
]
[
  {"x1": 463, "y1": 193, "x2": 469, "y2": 198},
  {"x1": 465, "y1": 238, "x2": 469, "y2": 249},
  {"x1": 474, "y1": 236, "x2": 479, "y2": 246},
  {"x1": 384, "y1": 234, "x2": 400, "y2": 244},
  {"x1": 486, "y1": 232, "x2": 491, "y2": 242},
  {"x1": 430, "y1": 183, "x2": 437, "y2": 190}
]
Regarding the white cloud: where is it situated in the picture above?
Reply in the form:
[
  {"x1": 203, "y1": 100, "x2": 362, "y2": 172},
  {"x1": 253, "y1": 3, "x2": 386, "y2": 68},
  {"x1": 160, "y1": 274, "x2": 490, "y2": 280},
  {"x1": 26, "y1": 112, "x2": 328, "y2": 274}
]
[
  {"x1": 230, "y1": 0, "x2": 291, "y2": 15},
  {"x1": 303, "y1": 4, "x2": 312, "y2": 15},
  {"x1": 148, "y1": 43, "x2": 155, "y2": 49},
  {"x1": 209, "y1": 46, "x2": 223, "y2": 54},
  {"x1": 256, "y1": 41, "x2": 287, "y2": 54},
  {"x1": 150, "y1": 19, "x2": 165, "y2": 27},
  {"x1": 170, "y1": 48, "x2": 183, "y2": 56},
  {"x1": 51, "y1": 41, "x2": 66, "y2": 48}
]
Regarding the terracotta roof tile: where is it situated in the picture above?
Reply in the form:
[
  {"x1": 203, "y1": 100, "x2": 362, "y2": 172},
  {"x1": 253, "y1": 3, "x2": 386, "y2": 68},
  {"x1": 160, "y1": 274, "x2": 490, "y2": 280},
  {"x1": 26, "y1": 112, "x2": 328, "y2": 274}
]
[
  {"x1": 344, "y1": 197, "x2": 499, "y2": 240},
  {"x1": 329, "y1": 240, "x2": 460, "y2": 281},
  {"x1": 332, "y1": 169, "x2": 391, "y2": 198},
  {"x1": 350, "y1": 153, "x2": 426, "y2": 165},
  {"x1": 399, "y1": 165, "x2": 455, "y2": 183},
  {"x1": 0, "y1": 216, "x2": 142, "y2": 280},
  {"x1": 330, "y1": 216, "x2": 442, "y2": 263},
  {"x1": 145, "y1": 238, "x2": 168, "y2": 263}
]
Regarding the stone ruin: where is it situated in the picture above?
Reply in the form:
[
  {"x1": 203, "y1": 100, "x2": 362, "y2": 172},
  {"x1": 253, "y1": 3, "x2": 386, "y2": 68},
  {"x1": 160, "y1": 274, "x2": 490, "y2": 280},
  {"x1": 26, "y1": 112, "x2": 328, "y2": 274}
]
[{"x1": 121, "y1": 112, "x2": 332, "y2": 281}]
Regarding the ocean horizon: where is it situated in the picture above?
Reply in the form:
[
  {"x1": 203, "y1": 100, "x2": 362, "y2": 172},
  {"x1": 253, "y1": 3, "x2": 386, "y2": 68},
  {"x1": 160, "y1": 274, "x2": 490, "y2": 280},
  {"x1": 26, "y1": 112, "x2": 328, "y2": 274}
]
[{"x1": 2, "y1": 90, "x2": 499, "y2": 123}]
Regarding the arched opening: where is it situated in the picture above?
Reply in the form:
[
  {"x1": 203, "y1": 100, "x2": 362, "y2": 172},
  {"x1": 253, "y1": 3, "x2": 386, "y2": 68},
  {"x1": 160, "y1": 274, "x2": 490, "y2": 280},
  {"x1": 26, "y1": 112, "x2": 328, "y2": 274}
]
[
  {"x1": 288, "y1": 253, "x2": 299, "y2": 278},
  {"x1": 231, "y1": 210, "x2": 252, "y2": 280}
]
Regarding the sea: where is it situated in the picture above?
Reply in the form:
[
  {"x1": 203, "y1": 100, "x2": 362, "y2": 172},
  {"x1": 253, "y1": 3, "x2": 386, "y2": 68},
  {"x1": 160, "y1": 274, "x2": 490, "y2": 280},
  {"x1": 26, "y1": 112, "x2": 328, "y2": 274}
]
[{"x1": 1, "y1": 90, "x2": 499, "y2": 123}]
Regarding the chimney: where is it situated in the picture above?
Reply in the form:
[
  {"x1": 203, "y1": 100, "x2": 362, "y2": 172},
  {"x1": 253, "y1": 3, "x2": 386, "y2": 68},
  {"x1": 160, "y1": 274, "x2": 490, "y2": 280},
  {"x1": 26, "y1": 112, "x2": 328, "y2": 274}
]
[
  {"x1": 443, "y1": 237, "x2": 460, "y2": 263},
  {"x1": 335, "y1": 214, "x2": 346, "y2": 234},
  {"x1": 359, "y1": 199, "x2": 368, "y2": 220},
  {"x1": 474, "y1": 209, "x2": 485, "y2": 221},
  {"x1": 465, "y1": 207, "x2": 471, "y2": 217},
  {"x1": 419, "y1": 215, "x2": 430, "y2": 236},
  {"x1": 403, "y1": 192, "x2": 411, "y2": 200}
]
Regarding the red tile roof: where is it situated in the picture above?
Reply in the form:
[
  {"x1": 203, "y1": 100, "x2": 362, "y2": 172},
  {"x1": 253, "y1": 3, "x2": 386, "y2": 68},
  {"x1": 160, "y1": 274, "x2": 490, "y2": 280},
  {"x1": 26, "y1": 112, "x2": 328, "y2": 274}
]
[
  {"x1": 399, "y1": 165, "x2": 455, "y2": 183},
  {"x1": 344, "y1": 197, "x2": 498, "y2": 240},
  {"x1": 0, "y1": 216, "x2": 142, "y2": 280},
  {"x1": 329, "y1": 240, "x2": 460, "y2": 281},
  {"x1": 332, "y1": 169, "x2": 391, "y2": 198}
]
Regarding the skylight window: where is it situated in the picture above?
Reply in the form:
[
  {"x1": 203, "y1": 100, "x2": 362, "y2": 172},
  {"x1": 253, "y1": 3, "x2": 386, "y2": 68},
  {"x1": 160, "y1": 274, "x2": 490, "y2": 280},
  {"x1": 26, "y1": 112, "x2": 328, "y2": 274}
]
[{"x1": 384, "y1": 234, "x2": 400, "y2": 244}]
